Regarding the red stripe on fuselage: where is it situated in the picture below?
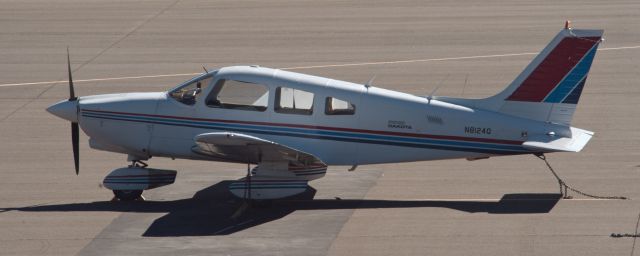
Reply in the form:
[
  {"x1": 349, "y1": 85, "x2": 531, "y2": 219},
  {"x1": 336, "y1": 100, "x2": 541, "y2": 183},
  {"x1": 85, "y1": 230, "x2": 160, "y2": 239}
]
[
  {"x1": 83, "y1": 109, "x2": 523, "y2": 145},
  {"x1": 289, "y1": 164, "x2": 327, "y2": 170},
  {"x1": 106, "y1": 174, "x2": 176, "y2": 178},
  {"x1": 506, "y1": 37, "x2": 599, "y2": 102}
]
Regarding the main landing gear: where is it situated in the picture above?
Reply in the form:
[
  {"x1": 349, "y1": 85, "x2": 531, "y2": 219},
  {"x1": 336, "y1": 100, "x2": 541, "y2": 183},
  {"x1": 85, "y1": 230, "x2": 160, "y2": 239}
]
[{"x1": 103, "y1": 160, "x2": 177, "y2": 202}]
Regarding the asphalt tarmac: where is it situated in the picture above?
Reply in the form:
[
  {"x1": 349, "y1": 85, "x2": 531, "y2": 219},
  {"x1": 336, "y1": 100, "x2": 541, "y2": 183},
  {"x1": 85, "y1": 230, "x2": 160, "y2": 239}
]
[{"x1": 1, "y1": 1, "x2": 639, "y2": 255}]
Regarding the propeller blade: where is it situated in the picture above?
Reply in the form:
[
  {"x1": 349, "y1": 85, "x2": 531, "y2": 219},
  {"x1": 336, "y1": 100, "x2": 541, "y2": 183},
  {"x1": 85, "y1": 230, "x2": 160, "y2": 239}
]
[
  {"x1": 67, "y1": 47, "x2": 76, "y2": 101},
  {"x1": 72, "y1": 122, "x2": 79, "y2": 175}
]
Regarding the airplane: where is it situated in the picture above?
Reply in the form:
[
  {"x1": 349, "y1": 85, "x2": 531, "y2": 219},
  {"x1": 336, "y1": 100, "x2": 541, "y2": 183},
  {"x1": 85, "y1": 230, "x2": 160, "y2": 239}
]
[{"x1": 47, "y1": 23, "x2": 603, "y2": 202}]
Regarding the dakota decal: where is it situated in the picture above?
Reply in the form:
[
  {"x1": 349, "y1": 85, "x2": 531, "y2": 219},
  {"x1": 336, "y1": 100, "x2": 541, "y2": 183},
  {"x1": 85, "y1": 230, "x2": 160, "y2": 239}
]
[{"x1": 388, "y1": 120, "x2": 412, "y2": 129}]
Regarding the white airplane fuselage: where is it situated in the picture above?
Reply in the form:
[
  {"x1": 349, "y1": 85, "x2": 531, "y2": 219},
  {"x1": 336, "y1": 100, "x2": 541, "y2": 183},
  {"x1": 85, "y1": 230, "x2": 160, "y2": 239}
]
[
  {"x1": 47, "y1": 26, "x2": 603, "y2": 200},
  {"x1": 74, "y1": 66, "x2": 561, "y2": 166}
]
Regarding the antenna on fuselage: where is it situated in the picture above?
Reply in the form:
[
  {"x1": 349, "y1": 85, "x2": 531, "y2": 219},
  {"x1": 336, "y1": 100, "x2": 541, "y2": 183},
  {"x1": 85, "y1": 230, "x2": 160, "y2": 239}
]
[
  {"x1": 461, "y1": 74, "x2": 469, "y2": 97},
  {"x1": 364, "y1": 75, "x2": 376, "y2": 88},
  {"x1": 426, "y1": 74, "x2": 450, "y2": 103},
  {"x1": 203, "y1": 66, "x2": 209, "y2": 73},
  {"x1": 426, "y1": 87, "x2": 439, "y2": 103}
]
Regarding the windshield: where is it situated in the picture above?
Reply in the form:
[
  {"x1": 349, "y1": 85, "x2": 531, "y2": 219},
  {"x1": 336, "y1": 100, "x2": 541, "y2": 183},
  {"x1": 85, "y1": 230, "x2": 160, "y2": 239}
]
[{"x1": 169, "y1": 72, "x2": 216, "y2": 105}]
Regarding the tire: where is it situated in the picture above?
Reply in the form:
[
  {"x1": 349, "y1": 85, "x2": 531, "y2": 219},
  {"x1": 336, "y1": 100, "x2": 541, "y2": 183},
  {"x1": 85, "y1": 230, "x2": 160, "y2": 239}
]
[
  {"x1": 250, "y1": 199, "x2": 273, "y2": 208},
  {"x1": 113, "y1": 190, "x2": 143, "y2": 201}
]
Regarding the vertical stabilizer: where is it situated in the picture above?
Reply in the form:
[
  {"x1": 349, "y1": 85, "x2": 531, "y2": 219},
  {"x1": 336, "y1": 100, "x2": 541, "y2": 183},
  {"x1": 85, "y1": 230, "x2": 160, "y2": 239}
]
[{"x1": 439, "y1": 24, "x2": 603, "y2": 125}]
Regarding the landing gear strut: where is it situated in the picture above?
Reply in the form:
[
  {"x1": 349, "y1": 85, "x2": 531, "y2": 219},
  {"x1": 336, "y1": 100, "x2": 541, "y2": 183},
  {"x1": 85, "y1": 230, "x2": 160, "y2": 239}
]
[{"x1": 129, "y1": 160, "x2": 148, "y2": 168}]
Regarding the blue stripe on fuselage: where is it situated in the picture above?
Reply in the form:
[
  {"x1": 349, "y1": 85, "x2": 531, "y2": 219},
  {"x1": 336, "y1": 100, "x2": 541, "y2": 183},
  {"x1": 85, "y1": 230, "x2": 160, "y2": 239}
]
[{"x1": 81, "y1": 111, "x2": 529, "y2": 155}]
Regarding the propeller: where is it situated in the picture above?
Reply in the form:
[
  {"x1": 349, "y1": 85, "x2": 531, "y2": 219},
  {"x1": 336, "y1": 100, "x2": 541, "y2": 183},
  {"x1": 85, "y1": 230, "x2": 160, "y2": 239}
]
[{"x1": 67, "y1": 47, "x2": 80, "y2": 175}]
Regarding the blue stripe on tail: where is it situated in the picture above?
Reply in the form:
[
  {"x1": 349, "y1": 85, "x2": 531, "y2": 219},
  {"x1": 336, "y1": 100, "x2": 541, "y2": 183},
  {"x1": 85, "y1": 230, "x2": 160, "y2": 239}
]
[
  {"x1": 543, "y1": 44, "x2": 598, "y2": 104},
  {"x1": 561, "y1": 77, "x2": 587, "y2": 104}
]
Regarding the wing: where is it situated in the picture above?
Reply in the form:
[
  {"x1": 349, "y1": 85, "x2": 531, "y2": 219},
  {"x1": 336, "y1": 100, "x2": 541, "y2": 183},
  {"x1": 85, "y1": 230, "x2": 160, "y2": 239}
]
[{"x1": 192, "y1": 132, "x2": 325, "y2": 166}]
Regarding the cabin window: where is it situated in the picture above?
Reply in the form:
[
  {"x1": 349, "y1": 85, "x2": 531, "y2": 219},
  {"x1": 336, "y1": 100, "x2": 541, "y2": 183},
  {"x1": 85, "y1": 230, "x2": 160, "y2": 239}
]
[
  {"x1": 325, "y1": 97, "x2": 355, "y2": 115},
  {"x1": 206, "y1": 79, "x2": 269, "y2": 111},
  {"x1": 169, "y1": 76, "x2": 213, "y2": 105},
  {"x1": 275, "y1": 87, "x2": 314, "y2": 115}
]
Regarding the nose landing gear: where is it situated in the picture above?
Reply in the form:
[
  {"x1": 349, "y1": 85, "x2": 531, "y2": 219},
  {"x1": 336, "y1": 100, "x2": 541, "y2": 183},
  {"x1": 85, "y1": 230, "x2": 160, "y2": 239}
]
[
  {"x1": 104, "y1": 160, "x2": 177, "y2": 202},
  {"x1": 112, "y1": 189, "x2": 144, "y2": 201}
]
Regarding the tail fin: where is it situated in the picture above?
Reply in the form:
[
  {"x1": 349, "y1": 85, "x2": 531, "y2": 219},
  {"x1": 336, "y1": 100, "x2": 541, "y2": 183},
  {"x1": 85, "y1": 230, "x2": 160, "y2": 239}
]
[{"x1": 440, "y1": 25, "x2": 603, "y2": 126}]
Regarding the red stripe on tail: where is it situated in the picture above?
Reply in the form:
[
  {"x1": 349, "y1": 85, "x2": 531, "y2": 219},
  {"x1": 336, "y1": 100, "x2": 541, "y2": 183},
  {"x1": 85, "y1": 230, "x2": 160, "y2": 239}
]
[{"x1": 506, "y1": 37, "x2": 600, "y2": 102}]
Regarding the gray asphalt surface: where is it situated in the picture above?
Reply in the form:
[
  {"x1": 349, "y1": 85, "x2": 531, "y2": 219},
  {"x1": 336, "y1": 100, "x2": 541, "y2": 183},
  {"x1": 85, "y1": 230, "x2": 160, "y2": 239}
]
[{"x1": 0, "y1": 1, "x2": 639, "y2": 255}]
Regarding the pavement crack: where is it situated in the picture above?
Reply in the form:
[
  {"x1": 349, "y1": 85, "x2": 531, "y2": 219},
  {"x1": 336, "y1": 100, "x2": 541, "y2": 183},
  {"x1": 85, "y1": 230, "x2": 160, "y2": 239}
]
[
  {"x1": 0, "y1": 0, "x2": 181, "y2": 123},
  {"x1": 631, "y1": 212, "x2": 640, "y2": 256},
  {"x1": 325, "y1": 169, "x2": 384, "y2": 254}
]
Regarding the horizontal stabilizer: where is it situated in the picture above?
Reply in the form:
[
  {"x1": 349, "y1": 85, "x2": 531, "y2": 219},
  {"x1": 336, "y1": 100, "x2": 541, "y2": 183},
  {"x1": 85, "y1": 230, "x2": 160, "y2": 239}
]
[{"x1": 522, "y1": 127, "x2": 594, "y2": 153}]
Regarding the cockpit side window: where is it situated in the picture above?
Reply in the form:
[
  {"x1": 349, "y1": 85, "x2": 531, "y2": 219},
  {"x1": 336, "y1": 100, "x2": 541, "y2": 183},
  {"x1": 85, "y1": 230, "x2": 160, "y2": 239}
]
[
  {"x1": 275, "y1": 87, "x2": 314, "y2": 115},
  {"x1": 206, "y1": 79, "x2": 269, "y2": 112},
  {"x1": 325, "y1": 97, "x2": 355, "y2": 115},
  {"x1": 169, "y1": 76, "x2": 213, "y2": 105}
]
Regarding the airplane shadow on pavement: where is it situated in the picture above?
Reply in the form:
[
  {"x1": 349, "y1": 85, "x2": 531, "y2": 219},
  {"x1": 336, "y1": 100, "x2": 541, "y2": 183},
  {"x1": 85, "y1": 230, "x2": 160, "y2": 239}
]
[{"x1": 0, "y1": 181, "x2": 561, "y2": 237}]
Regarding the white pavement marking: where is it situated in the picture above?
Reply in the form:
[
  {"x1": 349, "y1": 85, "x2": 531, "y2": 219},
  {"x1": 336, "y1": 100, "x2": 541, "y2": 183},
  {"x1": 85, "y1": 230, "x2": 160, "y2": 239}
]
[
  {"x1": 0, "y1": 73, "x2": 202, "y2": 88},
  {"x1": 598, "y1": 45, "x2": 640, "y2": 51},
  {"x1": 282, "y1": 52, "x2": 541, "y2": 70},
  {"x1": 285, "y1": 197, "x2": 620, "y2": 202},
  {"x1": 395, "y1": 198, "x2": 620, "y2": 201},
  {"x1": 1, "y1": 45, "x2": 639, "y2": 88}
]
